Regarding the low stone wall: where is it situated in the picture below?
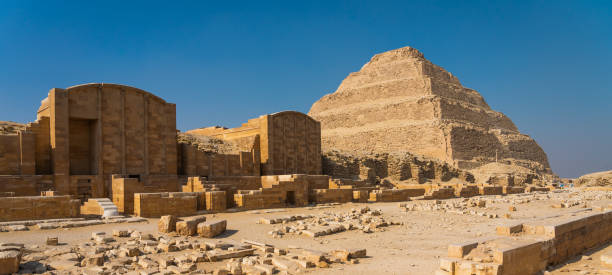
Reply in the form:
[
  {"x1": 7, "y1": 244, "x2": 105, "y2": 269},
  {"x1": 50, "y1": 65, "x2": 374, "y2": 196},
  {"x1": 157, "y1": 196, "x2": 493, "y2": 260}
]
[
  {"x1": 134, "y1": 193, "x2": 198, "y2": 218},
  {"x1": 502, "y1": 186, "x2": 525, "y2": 194},
  {"x1": 479, "y1": 186, "x2": 503, "y2": 195},
  {"x1": 352, "y1": 189, "x2": 370, "y2": 203},
  {"x1": 368, "y1": 189, "x2": 425, "y2": 202},
  {"x1": 112, "y1": 175, "x2": 182, "y2": 214},
  {"x1": 454, "y1": 185, "x2": 479, "y2": 198},
  {"x1": 425, "y1": 187, "x2": 456, "y2": 199},
  {"x1": 0, "y1": 195, "x2": 80, "y2": 222},
  {"x1": 525, "y1": 186, "x2": 553, "y2": 192},
  {"x1": 436, "y1": 209, "x2": 612, "y2": 275},
  {"x1": 234, "y1": 180, "x2": 309, "y2": 210},
  {"x1": 310, "y1": 189, "x2": 353, "y2": 204}
]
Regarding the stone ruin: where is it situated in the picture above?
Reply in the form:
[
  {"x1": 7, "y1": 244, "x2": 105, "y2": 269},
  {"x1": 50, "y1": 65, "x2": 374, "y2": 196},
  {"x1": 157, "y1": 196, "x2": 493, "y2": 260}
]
[
  {"x1": 309, "y1": 46, "x2": 554, "y2": 184},
  {"x1": 0, "y1": 48, "x2": 609, "y2": 275}
]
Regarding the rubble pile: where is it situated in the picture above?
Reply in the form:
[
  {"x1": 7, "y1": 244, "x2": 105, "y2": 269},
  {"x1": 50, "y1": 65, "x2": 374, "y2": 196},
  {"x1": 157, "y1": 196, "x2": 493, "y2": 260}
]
[
  {"x1": 6, "y1": 229, "x2": 367, "y2": 274},
  {"x1": 261, "y1": 207, "x2": 401, "y2": 238},
  {"x1": 0, "y1": 217, "x2": 147, "y2": 233}
]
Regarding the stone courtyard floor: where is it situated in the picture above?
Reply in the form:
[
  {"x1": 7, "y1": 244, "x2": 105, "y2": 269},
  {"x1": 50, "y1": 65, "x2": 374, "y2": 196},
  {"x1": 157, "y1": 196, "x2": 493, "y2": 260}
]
[{"x1": 1, "y1": 189, "x2": 610, "y2": 274}]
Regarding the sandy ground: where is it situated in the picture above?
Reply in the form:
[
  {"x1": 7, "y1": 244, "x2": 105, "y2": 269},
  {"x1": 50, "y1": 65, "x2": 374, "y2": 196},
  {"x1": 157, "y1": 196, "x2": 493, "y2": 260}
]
[{"x1": 1, "y1": 190, "x2": 611, "y2": 274}]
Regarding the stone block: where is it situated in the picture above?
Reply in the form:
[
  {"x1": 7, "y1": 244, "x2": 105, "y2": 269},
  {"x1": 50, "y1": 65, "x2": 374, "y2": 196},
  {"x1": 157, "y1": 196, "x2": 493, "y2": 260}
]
[
  {"x1": 176, "y1": 215, "x2": 206, "y2": 236},
  {"x1": 496, "y1": 223, "x2": 523, "y2": 236},
  {"x1": 206, "y1": 249, "x2": 255, "y2": 262},
  {"x1": 46, "y1": 237, "x2": 59, "y2": 246},
  {"x1": 197, "y1": 220, "x2": 227, "y2": 238},
  {"x1": 448, "y1": 241, "x2": 478, "y2": 258},
  {"x1": 158, "y1": 215, "x2": 177, "y2": 233},
  {"x1": 81, "y1": 254, "x2": 104, "y2": 266},
  {"x1": 0, "y1": 250, "x2": 21, "y2": 275}
]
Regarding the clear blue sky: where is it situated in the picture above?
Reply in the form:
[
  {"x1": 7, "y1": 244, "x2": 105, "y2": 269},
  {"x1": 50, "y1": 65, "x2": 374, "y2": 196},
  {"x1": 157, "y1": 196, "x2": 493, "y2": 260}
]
[{"x1": 1, "y1": 1, "x2": 610, "y2": 178}]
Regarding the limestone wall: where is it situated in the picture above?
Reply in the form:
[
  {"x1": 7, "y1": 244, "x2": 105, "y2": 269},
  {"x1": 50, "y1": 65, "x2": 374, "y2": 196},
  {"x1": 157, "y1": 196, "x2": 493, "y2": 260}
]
[
  {"x1": 322, "y1": 150, "x2": 474, "y2": 185},
  {"x1": 0, "y1": 134, "x2": 21, "y2": 175},
  {"x1": 368, "y1": 188, "x2": 425, "y2": 202},
  {"x1": 36, "y1": 84, "x2": 178, "y2": 197},
  {"x1": 187, "y1": 111, "x2": 322, "y2": 176},
  {"x1": 178, "y1": 142, "x2": 260, "y2": 177},
  {"x1": 0, "y1": 195, "x2": 80, "y2": 222},
  {"x1": 205, "y1": 191, "x2": 227, "y2": 211},
  {"x1": 310, "y1": 189, "x2": 353, "y2": 204},
  {"x1": 111, "y1": 175, "x2": 178, "y2": 214},
  {"x1": 134, "y1": 192, "x2": 198, "y2": 218},
  {"x1": 0, "y1": 130, "x2": 35, "y2": 176},
  {"x1": 0, "y1": 175, "x2": 49, "y2": 196}
]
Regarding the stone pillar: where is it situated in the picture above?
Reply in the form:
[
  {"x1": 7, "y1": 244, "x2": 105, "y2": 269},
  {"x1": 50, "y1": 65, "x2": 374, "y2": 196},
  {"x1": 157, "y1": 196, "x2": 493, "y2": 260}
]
[{"x1": 49, "y1": 88, "x2": 71, "y2": 195}]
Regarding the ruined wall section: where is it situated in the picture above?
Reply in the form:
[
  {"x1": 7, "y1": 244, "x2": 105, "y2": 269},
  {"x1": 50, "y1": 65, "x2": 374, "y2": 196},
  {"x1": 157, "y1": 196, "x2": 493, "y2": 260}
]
[
  {"x1": 186, "y1": 111, "x2": 322, "y2": 176},
  {"x1": 178, "y1": 134, "x2": 261, "y2": 178},
  {"x1": 322, "y1": 150, "x2": 474, "y2": 185}
]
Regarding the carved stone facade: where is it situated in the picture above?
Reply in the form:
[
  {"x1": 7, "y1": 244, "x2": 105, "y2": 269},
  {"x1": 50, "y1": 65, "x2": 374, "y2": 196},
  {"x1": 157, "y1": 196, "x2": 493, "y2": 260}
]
[{"x1": 0, "y1": 84, "x2": 323, "y2": 204}]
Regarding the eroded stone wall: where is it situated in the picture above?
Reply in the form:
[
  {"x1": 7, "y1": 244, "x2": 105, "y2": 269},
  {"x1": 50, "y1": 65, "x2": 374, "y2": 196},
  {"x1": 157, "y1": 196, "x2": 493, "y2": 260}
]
[
  {"x1": 322, "y1": 150, "x2": 474, "y2": 185},
  {"x1": 187, "y1": 111, "x2": 322, "y2": 176},
  {"x1": 0, "y1": 195, "x2": 80, "y2": 222}
]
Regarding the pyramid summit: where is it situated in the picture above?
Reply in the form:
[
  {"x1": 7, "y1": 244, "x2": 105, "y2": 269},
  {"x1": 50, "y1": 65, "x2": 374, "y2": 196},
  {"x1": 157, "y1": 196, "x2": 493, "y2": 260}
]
[{"x1": 309, "y1": 46, "x2": 552, "y2": 181}]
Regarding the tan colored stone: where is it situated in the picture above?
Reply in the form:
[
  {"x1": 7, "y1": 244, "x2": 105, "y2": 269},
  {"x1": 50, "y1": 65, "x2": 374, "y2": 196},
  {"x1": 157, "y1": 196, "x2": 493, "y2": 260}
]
[
  {"x1": 308, "y1": 46, "x2": 552, "y2": 183},
  {"x1": 176, "y1": 215, "x2": 206, "y2": 236},
  {"x1": 197, "y1": 220, "x2": 227, "y2": 238},
  {"x1": 0, "y1": 250, "x2": 21, "y2": 274},
  {"x1": 158, "y1": 215, "x2": 177, "y2": 233}
]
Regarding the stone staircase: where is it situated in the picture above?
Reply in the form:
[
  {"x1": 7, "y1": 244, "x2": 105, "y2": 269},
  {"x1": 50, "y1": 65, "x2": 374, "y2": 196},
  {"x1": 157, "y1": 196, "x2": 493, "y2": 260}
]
[{"x1": 81, "y1": 198, "x2": 120, "y2": 218}]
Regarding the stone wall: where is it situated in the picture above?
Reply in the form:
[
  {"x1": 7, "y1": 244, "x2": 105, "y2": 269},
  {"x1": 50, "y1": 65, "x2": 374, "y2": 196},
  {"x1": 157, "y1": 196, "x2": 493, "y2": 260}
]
[
  {"x1": 322, "y1": 150, "x2": 474, "y2": 185},
  {"x1": 368, "y1": 188, "x2": 425, "y2": 202},
  {"x1": 205, "y1": 191, "x2": 227, "y2": 211},
  {"x1": 111, "y1": 175, "x2": 178, "y2": 214},
  {"x1": 310, "y1": 189, "x2": 353, "y2": 204},
  {"x1": 178, "y1": 140, "x2": 261, "y2": 178},
  {"x1": 0, "y1": 195, "x2": 80, "y2": 222},
  {"x1": 187, "y1": 111, "x2": 322, "y2": 176},
  {"x1": 133, "y1": 192, "x2": 198, "y2": 218},
  {"x1": 0, "y1": 131, "x2": 35, "y2": 176},
  {"x1": 437, "y1": 210, "x2": 612, "y2": 275},
  {"x1": 234, "y1": 180, "x2": 309, "y2": 210}
]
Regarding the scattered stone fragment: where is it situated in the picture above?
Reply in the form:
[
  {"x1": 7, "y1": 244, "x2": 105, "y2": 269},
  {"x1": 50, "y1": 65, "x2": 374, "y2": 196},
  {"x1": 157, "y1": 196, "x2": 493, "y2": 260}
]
[{"x1": 46, "y1": 237, "x2": 59, "y2": 246}]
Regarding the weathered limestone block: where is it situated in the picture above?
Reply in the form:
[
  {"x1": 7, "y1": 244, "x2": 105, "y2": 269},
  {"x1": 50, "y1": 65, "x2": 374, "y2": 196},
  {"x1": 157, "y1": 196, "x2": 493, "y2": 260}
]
[
  {"x1": 197, "y1": 220, "x2": 227, "y2": 238},
  {"x1": 176, "y1": 215, "x2": 206, "y2": 236},
  {"x1": 496, "y1": 223, "x2": 523, "y2": 236},
  {"x1": 81, "y1": 254, "x2": 104, "y2": 267},
  {"x1": 206, "y1": 249, "x2": 255, "y2": 262},
  {"x1": 448, "y1": 241, "x2": 478, "y2": 258},
  {"x1": 158, "y1": 215, "x2": 177, "y2": 233},
  {"x1": 0, "y1": 250, "x2": 21, "y2": 274}
]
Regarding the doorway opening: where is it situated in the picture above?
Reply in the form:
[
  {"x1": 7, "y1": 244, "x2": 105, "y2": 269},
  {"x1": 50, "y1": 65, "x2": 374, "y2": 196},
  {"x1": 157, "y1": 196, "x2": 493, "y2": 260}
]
[{"x1": 286, "y1": 191, "x2": 296, "y2": 206}]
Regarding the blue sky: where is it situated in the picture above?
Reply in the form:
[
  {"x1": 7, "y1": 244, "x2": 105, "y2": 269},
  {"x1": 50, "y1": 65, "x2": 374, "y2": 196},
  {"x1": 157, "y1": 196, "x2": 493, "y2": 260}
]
[{"x1": 0, "y1": 1, "x2": 610, "y2": 178}]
